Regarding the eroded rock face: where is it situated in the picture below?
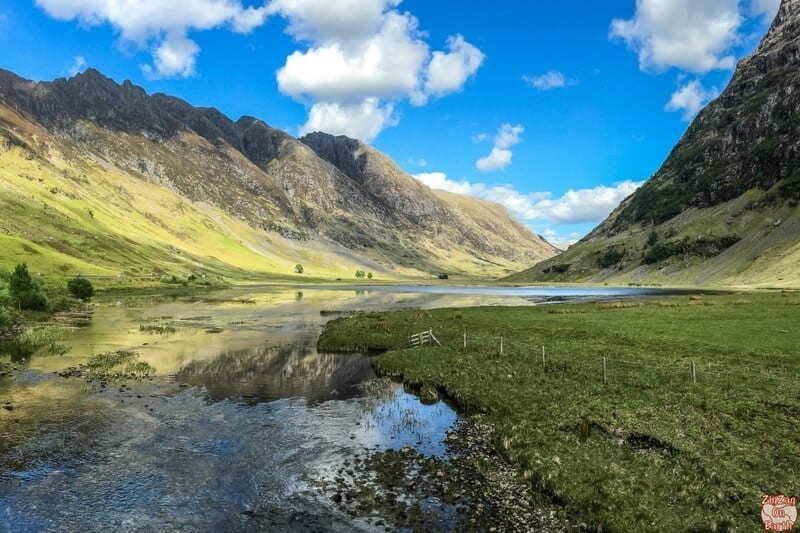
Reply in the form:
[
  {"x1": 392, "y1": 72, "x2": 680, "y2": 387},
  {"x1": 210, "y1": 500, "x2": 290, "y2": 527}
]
[
  {"x1": 608, "y1": 0, "x2": 800, "y2": 230},
  {"x1": 0, "y1": 68, "x2": 558, "y2": 275}
]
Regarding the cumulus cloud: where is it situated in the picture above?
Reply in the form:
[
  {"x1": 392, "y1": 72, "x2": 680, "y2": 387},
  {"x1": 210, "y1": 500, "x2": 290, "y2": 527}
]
[
  {"x1": 35, "y1": 0, "x2": 268, "y2": 78},
  {"x1": 542, "y1": 229, "x2": 581, "y2": 250},
  {"x1": 299, "y1": 98, "x2": 398, "y2": 141},
  {"x1": 750, "y1": 0, "x2": 781, "y2": 19},
  {"x1": 610, "y1": 0, "x2": 741, "y2": 73},
  {"x1": 412, "y1": 171, "x2": 643, "y2": 225},
  {"x1": 421, "y1": 34, "x2": 485, "y2": 102},
  {"x1": 526, "y1": 181, "x2": 643, "y2": 224},
  {"x1": 271, "y1": 0, "x2": 484, "y2": 141},
  {"x1": 413, "y1": 172, "x2": 474, "y2": 196},
  {"x1": 68, "y1": 55, "x2": 87, "y2": 76},
  {"x1": 476, "y1": 124, "x2": 524, "y2": 172},
  {"x1": 665, "y1": 79, "x2": 719, "y2": 120},
  {"x1": 523, "y1": 71, "x2": 569, "y2": 90}
]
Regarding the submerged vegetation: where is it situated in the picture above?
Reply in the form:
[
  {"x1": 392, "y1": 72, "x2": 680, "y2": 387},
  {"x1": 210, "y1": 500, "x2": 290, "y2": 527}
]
[
  {"x1": 320, "y1": 292, "x2": 800, "y2": 531},
  {"x1": 83, "y1": 350, "x2": 154, "y2": 380}
]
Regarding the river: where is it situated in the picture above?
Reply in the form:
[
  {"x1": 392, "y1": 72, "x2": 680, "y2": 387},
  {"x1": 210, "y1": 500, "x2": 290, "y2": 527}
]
[{"x1": 0, "y1": 285, "x2": 690, "y2": 531}]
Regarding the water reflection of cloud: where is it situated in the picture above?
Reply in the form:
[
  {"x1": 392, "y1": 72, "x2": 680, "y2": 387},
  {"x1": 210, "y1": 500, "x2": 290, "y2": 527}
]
[{"x1": 356, "y1": 385, "x2": 457, "y2": 457}]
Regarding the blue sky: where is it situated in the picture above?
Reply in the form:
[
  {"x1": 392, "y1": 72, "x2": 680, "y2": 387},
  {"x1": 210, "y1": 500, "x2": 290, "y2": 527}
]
[{"x1": 0, "y1": 0, "x2": 781, "y2": 246}]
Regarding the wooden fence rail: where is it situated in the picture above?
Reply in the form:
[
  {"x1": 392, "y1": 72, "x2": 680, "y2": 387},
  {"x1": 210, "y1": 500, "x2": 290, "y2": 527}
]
[{"x1": 409, "y1": 328, "x2": 441, "y2": 347}]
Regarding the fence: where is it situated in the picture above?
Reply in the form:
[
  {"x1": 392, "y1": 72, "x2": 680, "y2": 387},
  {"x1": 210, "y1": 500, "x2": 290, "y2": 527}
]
[
  {"x1": 409, "y1": 328, "x2": 441, "y2": 347},
  {"x1": 408, "y1": 326, "x2": 799, "y2": 389}
]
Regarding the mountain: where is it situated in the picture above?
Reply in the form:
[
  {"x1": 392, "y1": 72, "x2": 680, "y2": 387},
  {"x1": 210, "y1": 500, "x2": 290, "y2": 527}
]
[
  {"x1": 510, "y1": 0, "x2": 800, "y2": 288},
  {"x1": 0, "y1": 68, "x2": 556, "y2": 285}
]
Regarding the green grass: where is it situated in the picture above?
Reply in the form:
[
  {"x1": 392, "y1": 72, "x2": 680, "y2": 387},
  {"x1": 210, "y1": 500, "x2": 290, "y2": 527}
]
[{"x1": 319, "y1": 292, "x2": 800, "y2": 531}]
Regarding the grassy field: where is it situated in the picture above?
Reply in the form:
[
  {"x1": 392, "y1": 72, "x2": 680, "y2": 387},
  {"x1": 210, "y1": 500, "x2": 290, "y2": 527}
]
[{"x1": 319, "y1": 292, "x2": 800, "y2": 531}]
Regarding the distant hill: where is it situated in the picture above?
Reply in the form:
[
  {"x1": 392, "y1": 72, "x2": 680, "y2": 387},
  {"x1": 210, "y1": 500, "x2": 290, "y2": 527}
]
[
  {"x1": 0, "y1": 68, "x2": 556, "y2": 285},
  {"x1": 509, "y1": 0, "x2": 800, "y2": 288}
]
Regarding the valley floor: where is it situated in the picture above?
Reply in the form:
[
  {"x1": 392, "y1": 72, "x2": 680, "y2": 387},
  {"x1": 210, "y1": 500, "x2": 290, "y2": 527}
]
[{"x1": 319, "y1": 291, "x2": 800, "y2": 531}]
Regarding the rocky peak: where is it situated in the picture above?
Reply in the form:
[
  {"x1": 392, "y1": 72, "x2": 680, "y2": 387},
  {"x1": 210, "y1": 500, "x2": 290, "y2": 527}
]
[{"x1": 300, "y1": 132, "x2": 367, "y2": 183}]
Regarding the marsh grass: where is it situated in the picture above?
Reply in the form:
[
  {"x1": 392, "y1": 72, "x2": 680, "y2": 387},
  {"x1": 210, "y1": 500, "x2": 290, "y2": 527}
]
[
  {"x1": 0, "y1": 325, "x2": 70, "y2": 360},
  {"x1": 319, "y1": 293, "x2": 800, "y2": 531},
  {"x1": 85, "y1": 350, "x2": 154, "y2": 380},
  {"x1": 139, "y1": 323, "x2": 177, "y2": 334}
]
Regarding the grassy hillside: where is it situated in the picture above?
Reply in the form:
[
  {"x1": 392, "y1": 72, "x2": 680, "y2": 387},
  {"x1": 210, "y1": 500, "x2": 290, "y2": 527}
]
[
  {"x1": 0, "y1": 139, "x2": 402, "y2": 288},
  {"x1": 508, "y1": 191, "x2": 800, "y2": 288}
]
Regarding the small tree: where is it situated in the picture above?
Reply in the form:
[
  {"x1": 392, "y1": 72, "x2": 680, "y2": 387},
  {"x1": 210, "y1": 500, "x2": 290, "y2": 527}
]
[
  {"x1": 294, "y1": 264, "x2": 304, "y2": 274},
  {"x1": 67, "y1": 276, "x2": 94, "y2": 301},
  {"x1": 9, "y1": 263, "x2": 48, "y2": 311},
  {"x1": 367, "y1": 272, "x2": 373, "y2": 279},
  {"x1": 355, "y1": 270, "x2": 366, "y2": 279}
]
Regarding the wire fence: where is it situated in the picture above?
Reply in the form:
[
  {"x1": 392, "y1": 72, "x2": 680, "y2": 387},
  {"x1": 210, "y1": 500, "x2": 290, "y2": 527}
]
[{"x1": 407, "y1": 327, "x2": 800, "y2": 390}]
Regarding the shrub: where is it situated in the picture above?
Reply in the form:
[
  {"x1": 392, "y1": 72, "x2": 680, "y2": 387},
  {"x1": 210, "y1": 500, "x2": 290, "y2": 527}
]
[
  {"x1": 8, "y1": 264, "x2": 48, "y2": 311},
  {"x1": 0, "y1": 306, "x2": 10, "y2": 333},
  {"x1": 367, "y1": 272, "x2": 373, "y2": 279},
  {"x1": 646, "y1": 230, "x2": 659, "y2": 247},
  {"x1": 67, "y1": 276, "x2": 94, "y2": 301},
  {"x1": 51, "y1": 296, "x2": 81, "y2": 313},
  {"x1": 295, "y1": 264, "x2": 304, "y2": 274},
  {"x1": 643, "y1": 235, "x2": 741, "y2": 264},
  {"x1": 438, "y1": 273, "x2": 449, "y2": 280},
  {"x1": 598, "y1": 248, "x2": 625, "y2": 268},
  {"x1": 355, "y1": 270, "x2": 366, "y2": 279},
  {"x1": 542, "y1": 263, "x2": 571, "y2": 274}
]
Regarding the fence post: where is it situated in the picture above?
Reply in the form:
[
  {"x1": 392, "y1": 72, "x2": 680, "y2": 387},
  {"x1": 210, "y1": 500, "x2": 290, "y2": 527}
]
[
  {"x1": 603, "y1": 357, "x2": 608, "y2": 386},
  {"x1": 542, "y1": 346, "x2": 546, "y2": 370},
  {"x1": 691, "y1": 360, "x2": 697, "y2": 385},
  {"x1": 500, "y1": 337, "x2": 504, "y2": 355},
  {"x1": 463, "y1": 328, "x2": 467, "y2": 349}
]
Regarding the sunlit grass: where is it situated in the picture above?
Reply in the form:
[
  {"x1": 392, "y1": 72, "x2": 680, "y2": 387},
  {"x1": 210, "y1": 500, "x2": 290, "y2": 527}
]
[{"x1": 320, "y1": 292, "x2": 800, "y2": 530}]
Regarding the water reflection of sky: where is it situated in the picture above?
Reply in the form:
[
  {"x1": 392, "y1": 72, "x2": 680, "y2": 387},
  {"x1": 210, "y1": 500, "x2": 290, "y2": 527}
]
[{"x1": 357, "y1": 385, "x2": 458, "y2": 457}]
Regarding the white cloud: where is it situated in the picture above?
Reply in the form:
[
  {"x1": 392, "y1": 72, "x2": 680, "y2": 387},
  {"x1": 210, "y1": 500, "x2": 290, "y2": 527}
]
[
  {"x1": 406, "y1": 158, "x2": 428, "y2": 167},
  {"x1": 750, "y1": 0, "x2": 781, "y2": 19},
  {"x1": 610, "y1": 0, "x2": 741, "y2": 73},
  {"x1": 412, "y1": 171, "x2": 643, "y2": 225},
  {"x1": 421, "y1": 34, "x2": 485, "y2": 101},
  {"x1": 471, "y1": 133, "x2": 489, "y2": 143},
  {"x1": 276, "y1": 11, "x2": 428, "y2": 103},
  {"x1": 300, "y1": 98, "x2": 398, "y2": 141},
  {"x1": 526, "y1": 181, "x2": 643, "y2": 224},
  {"x1": 68, "y1": 55, "x2": 87, "y2": 76},
  {"x1": 146, "y1": 33, "x2": 201, "y2": 78},
  {"x1": 35, "y1": 0, "x2": 268, "y2": 78},
  {"x1": 523, "y1": 71, "x2": 569, "y2": 90},
  {"x1": 665, "y1": 79, "x2": 719, "y2": 120},
  {"x1": 542, "y1": 229, "x2": 580, "y2": 250},
  {"x1": 413, "y1": 172, "x2": 473, "y2": 195},
  {"x1": 476, "y1": 124, "x2": 524, "y2": 172},
  {"x1": 270, "y1": 1, "x2": 484, "y2": 141},
  {"x1": 267, "y1": 0, "x2": 398, "y2": 43}
]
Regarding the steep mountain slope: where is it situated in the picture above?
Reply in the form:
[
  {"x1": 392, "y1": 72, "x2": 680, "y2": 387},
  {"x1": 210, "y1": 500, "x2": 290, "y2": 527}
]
[
  {"x1": 510, "y1": 0, "x2": 800, "y2": 288},
  {"x1": 0, "y1": 68, "x2": 556, "y2": 285}
]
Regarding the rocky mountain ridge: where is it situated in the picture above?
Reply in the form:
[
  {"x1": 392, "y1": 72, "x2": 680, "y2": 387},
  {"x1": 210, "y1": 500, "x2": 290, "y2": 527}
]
[{"x1": 0, "y1": 67, "x2": 556, "y2": 282}]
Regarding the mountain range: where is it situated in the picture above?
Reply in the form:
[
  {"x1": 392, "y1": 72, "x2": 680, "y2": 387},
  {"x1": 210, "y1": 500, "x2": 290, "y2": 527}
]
[
  {"x1": 0, "y1": 68, "x2": 556, "y2": 284},
  {"x1": 511, "y1": 0, "x2": 800, "y2": 288}
]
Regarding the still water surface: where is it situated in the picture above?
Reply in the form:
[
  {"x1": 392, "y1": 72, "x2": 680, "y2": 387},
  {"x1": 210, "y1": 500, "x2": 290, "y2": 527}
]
[{"x1": 0, "y1": 285, "x2": 689, "y2": 531}]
